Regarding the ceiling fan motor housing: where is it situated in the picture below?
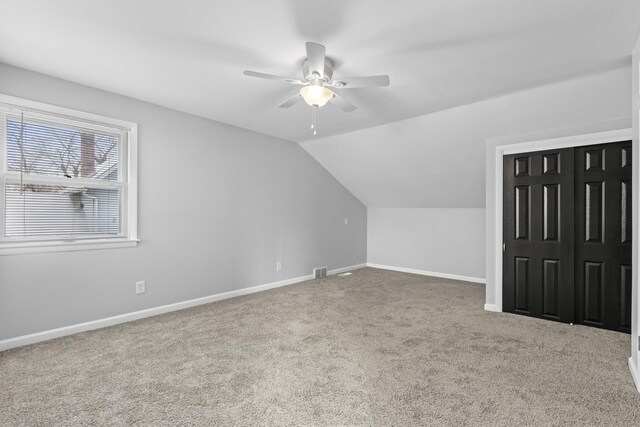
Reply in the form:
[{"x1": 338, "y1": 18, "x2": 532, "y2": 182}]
[{"x1": 303, "y1": 58, "x2": 334, "y2": 82}]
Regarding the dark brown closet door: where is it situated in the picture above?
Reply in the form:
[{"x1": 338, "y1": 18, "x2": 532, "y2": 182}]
[
  {"x1": 503, "y1": 149, "x2": 575, "y2": 323},
  {"x1": 574, "y1": 141, "x2": 632, "y2": 333}
]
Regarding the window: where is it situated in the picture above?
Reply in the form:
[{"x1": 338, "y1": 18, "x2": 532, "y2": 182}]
[{"x1": 0, "y1": 95, "x2": 138, "y2": 254}]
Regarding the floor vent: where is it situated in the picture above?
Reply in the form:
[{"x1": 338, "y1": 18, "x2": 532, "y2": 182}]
[
  {"x1": 338, "y1": 272, "x2": 353, "y2": 277},
  {"x1": 314, "y1": 267, "x2": 327, "y2": 279}
]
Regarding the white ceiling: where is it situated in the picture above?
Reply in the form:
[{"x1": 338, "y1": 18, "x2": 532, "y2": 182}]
[{"x1": 1, "y1": 0, "x2": 638, "y2": 143}]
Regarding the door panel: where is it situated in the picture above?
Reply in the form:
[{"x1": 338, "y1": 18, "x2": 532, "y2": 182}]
[
  {"x1": 543, "y1": 184, "x2": 559, "y2": 241},
  {"x1": 574, "y1": 141, "x2": 632, "y2": 333},
  {"x1": 514, "y1": 257, "x2": 530, "y2": 313},
  {"x1": 515, "y1": 156, "x2": 530, "y2": 176},
  {"x1": 584, "y1": 181, "x2": 604, "y2": 243},
  {"x1": 582, "y1": 261, "x2": 604, "y2": 325},
  {"x1": 585, "y1": 148, "x2": 604, "y2": 171},
  {"x1": 543, "y1": 153, "x2": 560, "y2": 174},
  {"x1": 621, "y1": 265, "x2": 632, "y2": 329},
  {"x1": 542, "y1": 259, "x2": 560, "y2": 318},
  {"x1": 503, "y1": 149, "x2": 575, "y2": 323},
  {"x1": 515, "y1": 186, "x2": 530, "y2": 240},
  {"x1": 622, "y1": 180, "x2": 631, "y2": 243}
]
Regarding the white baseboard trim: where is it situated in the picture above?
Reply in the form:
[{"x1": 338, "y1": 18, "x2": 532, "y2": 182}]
[
  {"x1": 328, "y1": 263, "x2": 367, "y2": 275},
  {"x1": 629, "y1": 357, "x2": 640, "y2": 393},
  {"x1": 0, "y1": 263, "x2": 364, "y2": 352},
  {"x1": 366, "y1": 263, "x2": 486, "y2": 284},
  {"x1": 484, "y1": 303, "x2": 499, "y2": 312}
]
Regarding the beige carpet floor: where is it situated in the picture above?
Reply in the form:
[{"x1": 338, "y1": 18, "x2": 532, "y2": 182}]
[{"x1": 1, "y1": 267, "x2": 639, "y2": 426}]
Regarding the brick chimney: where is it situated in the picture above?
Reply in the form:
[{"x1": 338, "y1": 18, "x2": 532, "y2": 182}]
[{"x1": 80, "y1": 132, "x2": 95, "y2": 177}]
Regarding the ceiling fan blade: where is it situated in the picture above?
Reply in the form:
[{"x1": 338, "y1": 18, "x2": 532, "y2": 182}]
[
  {"x1": 306, "y1": 42, "x2": 326, "y2": 78},
  {"x1": 329, "y1": 92, "x2": 356, "y2": 113},
  {"x1": 243, "y1": 70, "x2": 306, "y2": 85},
  {"x1": 330, "y1": 75, "x2": 390, "y2": 88},
  {"x1": 278, "y1": 93, "x2": 302, "y2": 108}
]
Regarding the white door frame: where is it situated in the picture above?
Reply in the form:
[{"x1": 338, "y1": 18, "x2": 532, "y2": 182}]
[
  {"x1": 491, "y1": 128, "x2": 633, "y2": 312},
  {"x1": 630, "y1": 38, "x2": 640, "y2": 392}
]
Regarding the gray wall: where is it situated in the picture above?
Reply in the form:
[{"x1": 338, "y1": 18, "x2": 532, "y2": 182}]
[
  {"x1": 0, "y1": 63, "x2": 367, "y2": 340},
  {"x1": 368, "y1": 208, "x2": 485, "y2": 279}
]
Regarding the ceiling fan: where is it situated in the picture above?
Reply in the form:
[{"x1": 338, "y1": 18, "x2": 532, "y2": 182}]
[{"x1": 243, "y1": 42, "x2": 390, "y2": 134}]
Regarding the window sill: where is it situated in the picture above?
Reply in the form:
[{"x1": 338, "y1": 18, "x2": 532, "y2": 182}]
[{"x1": 0, "y1": 238, "x2": 139, "y2": 256}]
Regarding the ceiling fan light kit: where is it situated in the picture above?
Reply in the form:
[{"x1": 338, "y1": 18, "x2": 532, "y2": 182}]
[
  {"x1": 243, "y1": 42, "x2": 390, "y2": 135},
  {"x1": 300, "y1": 84, "x2": 333, "y2": 107}
]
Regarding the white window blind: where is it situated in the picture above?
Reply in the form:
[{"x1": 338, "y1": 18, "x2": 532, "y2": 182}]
[{"x1": 0, "y1": 103, "x2": 133, "y2": 245}]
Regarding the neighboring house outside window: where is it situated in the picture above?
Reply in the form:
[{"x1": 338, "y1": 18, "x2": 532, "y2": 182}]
[{"x1": 0, "y1": 94, "x2": 138, "y2": 255}]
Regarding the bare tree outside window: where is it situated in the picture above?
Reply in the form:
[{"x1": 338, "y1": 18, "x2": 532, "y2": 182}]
[{"x1": 6, "y1": 119, "x2": 119, "y2": 192}]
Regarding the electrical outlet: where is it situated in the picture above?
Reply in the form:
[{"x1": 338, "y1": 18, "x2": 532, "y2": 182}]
[
  {"x1": 135, "y1": 281, "x2": 146, "y2": 295},
  {"x1": 276, "y1": 261, "x2": 282, "y2": 271},
  {"x1": 344, "y1": 217, "x2": 349, "y2": 225}
]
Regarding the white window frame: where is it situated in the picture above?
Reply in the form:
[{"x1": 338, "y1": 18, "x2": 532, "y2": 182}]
[{"x1": 0, "y1": 94, "x2": 138, "y2": 255}]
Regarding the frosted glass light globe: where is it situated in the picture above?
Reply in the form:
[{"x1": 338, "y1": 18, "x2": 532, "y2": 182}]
[{"x1": 300, "y1": 85, "x2": 334, "y2": 107}]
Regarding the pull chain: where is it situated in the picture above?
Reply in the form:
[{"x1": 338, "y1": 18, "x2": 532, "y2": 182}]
[{"x1": 310, "y1": 107, "x2": 317, "y2": 136}]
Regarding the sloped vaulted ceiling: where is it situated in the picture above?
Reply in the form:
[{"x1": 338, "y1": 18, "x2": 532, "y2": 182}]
[
  {"x1": 302, "y1": 67, "x2": 632, "y2": 207},
  {"x1": 0, "y1": 0, "x2": 638, "y2": 144}
]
